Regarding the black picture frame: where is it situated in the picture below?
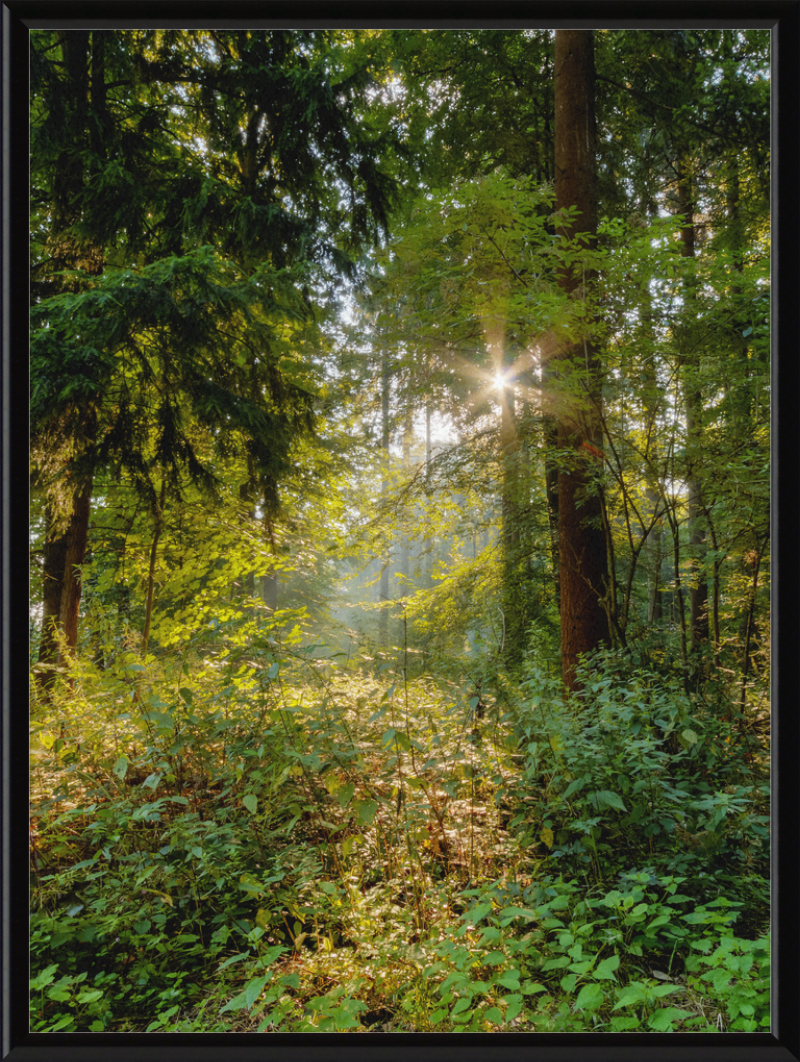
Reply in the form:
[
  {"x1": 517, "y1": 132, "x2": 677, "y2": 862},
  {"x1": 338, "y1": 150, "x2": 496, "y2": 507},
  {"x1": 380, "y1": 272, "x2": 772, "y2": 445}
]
[{"x1": 5, "y1": 3, "x2": 799, "y2": 1060}]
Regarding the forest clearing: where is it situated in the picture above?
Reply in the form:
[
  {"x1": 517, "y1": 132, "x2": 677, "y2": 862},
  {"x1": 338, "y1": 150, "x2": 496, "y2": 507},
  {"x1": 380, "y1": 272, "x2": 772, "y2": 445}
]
[{"x1": 28, "y1": 27, "x2": 771, "y2": 1035}]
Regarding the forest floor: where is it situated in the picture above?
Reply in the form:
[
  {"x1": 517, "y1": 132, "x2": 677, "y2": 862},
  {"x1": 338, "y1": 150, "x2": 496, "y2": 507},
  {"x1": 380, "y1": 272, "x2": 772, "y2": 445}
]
[{"x1": 29, "y1": 657, "x2": 770, "y2": 1033}]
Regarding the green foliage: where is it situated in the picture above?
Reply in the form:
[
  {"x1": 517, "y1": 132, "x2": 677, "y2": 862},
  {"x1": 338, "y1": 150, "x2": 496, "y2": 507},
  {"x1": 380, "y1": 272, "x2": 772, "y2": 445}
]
[
  {"x1": 29, "y1": 27, "x2": 770, "y2": 1037},
  {"x1": 502, "y1": 650, "x2": 769, "y2": 901},
  {"x1": 30, "y1": 636, "x2": 769, "y2": 1032}
]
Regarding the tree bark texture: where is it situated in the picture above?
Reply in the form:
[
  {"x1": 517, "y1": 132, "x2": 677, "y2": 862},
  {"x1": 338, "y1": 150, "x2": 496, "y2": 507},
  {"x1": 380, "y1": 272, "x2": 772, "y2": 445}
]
[{"x1": 553, "y1": 30, "x2": 610, "y2": 690}]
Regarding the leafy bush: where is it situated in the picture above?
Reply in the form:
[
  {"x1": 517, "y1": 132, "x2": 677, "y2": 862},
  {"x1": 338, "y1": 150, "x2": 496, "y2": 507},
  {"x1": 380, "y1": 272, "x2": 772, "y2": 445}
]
[
  {"x1": 30, "y1": 638, "x2": 769, "y2": 1032},
  {"x1": 502, "y1": 649, "x2": 769, "y2": 905}
]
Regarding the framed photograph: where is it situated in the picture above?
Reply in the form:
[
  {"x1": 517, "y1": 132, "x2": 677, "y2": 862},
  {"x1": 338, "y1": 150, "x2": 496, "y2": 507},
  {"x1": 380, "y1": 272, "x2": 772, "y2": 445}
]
[{"x1": 6, "y1": 2, "x2": 799, "y2": 1060}]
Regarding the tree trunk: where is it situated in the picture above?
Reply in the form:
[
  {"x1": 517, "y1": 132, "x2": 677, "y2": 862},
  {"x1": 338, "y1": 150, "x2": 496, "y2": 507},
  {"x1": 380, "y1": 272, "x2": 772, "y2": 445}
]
[
  {"x1": 640, "y1": 318, "x2": 664, "y2": 627},
  {"x1": 495, "y1": 342, "x2": 526, "y2": 667},
  {"x1": 37, "y1": 449, "x2": 96, "y2": 686},
  {"x1": 677, "y1": 158, "x2": 709, "y2": 651},
  {"x1": 422, "y1": 396, "x2": 434, "y2": 590},
  {"x1": 553, "y1": 30, "x2": 610, "y2": 691},
  {"x1": 396, "y1": 412, "x2": 412, "y2": 645},
  {"x1": 646, "y1": 492, "x2": 664, "y2": 624},
  {"x1": 60, "y1": 475, "x2": 94, "y2": 654},
  {"x1": 141, "y1": 477, "x2": 167, "y2": 657},
  {"x1": 262, "y1": 513, "x2": 279, "y2": 614},
  {"x1": 378, "y1": 353, "x2": 391, "y2": 647},
  {"x1": 36, "y1": 31, "x2": 103, "y2": 684},
  {"x1": 543, "y1": 406, "x2": 560, "y2": 610},
  {"x1": 37, "y1": 506, "x2": 70, "y2": 688}
]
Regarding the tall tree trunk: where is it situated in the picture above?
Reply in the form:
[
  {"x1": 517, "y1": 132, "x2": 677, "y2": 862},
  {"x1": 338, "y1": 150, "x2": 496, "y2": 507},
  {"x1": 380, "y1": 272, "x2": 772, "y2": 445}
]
[
  {"x1": 396, "y1": 412, "x2": 412, "y2": 645},
  {"x1": 677, "y1": 157, "x2": 709, "y2": 652},
  {"x1": 141, "y1": 477, "x2": 167, "y2": 657},
  {"x1": 238, "y1": 464, "x2": 257, "y2": 617},
  {"x1": 553, "y1": 30, "x2": 610, "y2": 691},
  {"x1": 37, "y1": 443, "x2": 96, "y2": 685},
  {"x1": 37, "y1": 506, "x2": 70, "y2": 688},
  {"x1": 640, "y1": 315, "x2": 664, "y2": 627},
  {"x1": 378, "y1": 353, "x2": 391, "y2": 647},
  {"x1": 646, "y1": 491, "x2": 664, "y2": 624},
  {"x1": 36, "y1": 31, "x2": 103, "y2": 683},
  {"x1": 543, "y1": 403, "x2": 560, "y2": 610},
  {"x1": 493, "y1": 337, "x2": 526, "y2": 667},
  {"x1": 60, "y1": 475, "x2": 94, "y2": 654},
  {"x1": 423, "y1": 395, "x2": 434, "y2": 589},
  {"x1": 262, "y1": 513, "x2": 279, "y2": 614}
]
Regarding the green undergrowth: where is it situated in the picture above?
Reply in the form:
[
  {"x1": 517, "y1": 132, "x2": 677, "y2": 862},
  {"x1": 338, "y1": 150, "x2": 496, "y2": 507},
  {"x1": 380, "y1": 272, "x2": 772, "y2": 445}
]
[{"x1": 30, "y1": 639, "x2": 769, "y2": 1032}]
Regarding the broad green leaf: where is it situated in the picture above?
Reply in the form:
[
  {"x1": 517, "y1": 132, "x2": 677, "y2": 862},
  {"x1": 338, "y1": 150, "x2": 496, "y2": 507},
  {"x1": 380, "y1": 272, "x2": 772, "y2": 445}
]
[
  {"x1": 614, "y1": 983, "x2": 647, "y2": 1009},
  {"x1": 521, "y1": 981, "x2": 547, "y2": 995},
  {"x1": 49, "y1": 1015, "x2": 75, "y2": 1031},
  {"x1": 77, "y1": 989, "x2": 103, "y2": 1004},
  {"x1": 645, "y1": 914, "x2": 671, "y2": 932},
  {"x1": 243, "y1": 793, "x2": 258, "y2": 815},
  {"x1": 30, "y1": 964, "x2": 58, "y2": 991},
  {"x1": 482, "y1": 951, "x2": 507, "y2": 966},
  {"x1": 356, "y1": 799, "x2": 378, "y2": 825},
  {"x1": 575, "y1": 983, "x2": 604, "y2": 1011},
  {"x1": 595, "y1": 953, "x2": 620, "y2": 979},
  {"x1": 592, "y1": 790, "x2": 627, "y2": 812},
  {"x1": 610, "y1": 1015, "x2": 641, "y2": 1031},
  {"x1": 218, "y1": 952, "x2": 249, "y2": 971},
  {"x1": 220, "y1": 974, "x2": 270, "y2": 1014},
  {"x1": 542, "y1": 956, "x2": 570, "y2": 971},
  {"x1": 563, "y1": 777, "x2": 586, "y2": 800},
  {"x1": 465, "y1": 902, "x2": 493, "y2": 924},
  {"x1": 498, "y1": 906, "x2": 537, "y2": 924},
  {"x1": 648, "y1": 1007, "x2": 693, "y2": 1031},
  {"x1": 505, "y1": 998, "x2": 523, "y2": 1022}
]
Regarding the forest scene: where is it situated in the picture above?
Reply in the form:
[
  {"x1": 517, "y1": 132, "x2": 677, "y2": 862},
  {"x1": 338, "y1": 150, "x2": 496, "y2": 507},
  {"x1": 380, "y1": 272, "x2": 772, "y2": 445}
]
[{"x1": 29, "y1": 28, "x2": 770, "y2": 1034}]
